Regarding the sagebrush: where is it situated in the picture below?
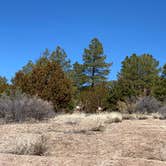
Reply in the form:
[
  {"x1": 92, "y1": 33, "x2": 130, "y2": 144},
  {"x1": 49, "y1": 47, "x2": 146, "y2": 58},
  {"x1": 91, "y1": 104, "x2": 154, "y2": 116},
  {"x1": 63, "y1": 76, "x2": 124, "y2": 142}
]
[
  {"x1": 0, "y1": 91, "x2": 55, "y2": 122},
  {"x1": 135, "y1": 96, "x2": 161, "y2": 114}
]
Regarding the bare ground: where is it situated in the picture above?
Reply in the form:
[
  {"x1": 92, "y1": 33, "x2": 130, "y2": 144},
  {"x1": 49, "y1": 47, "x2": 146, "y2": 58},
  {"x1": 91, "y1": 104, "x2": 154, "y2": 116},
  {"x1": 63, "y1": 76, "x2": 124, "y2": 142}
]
[{"x1": 0, "y1": 118, "x2": 166, "y2": 166}]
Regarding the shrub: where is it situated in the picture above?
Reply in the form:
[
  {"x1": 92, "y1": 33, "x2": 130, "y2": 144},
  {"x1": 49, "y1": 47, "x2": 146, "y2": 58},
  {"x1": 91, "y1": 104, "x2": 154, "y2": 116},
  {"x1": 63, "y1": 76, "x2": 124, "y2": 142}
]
[
  {"x1": 158, "y1": 106, "x2": 166, "y2": 119},
  {"x1": 12, "y1": 60, "x2": 72, "y2": 111},
  {"x1": 14, "y1": 135, "x2": 47, "y2": 155},
  {"x1": 122, "y1": 114, "x2": 137, "y2": 120},
  {"x1": 79, "y1": 83, "x2": 109, "y2": 113},
  {"x1": 105, "y1": 112, "x2": 123, "y2": 123},
  {"x1": 151, "y1": 113, "x2": 163, "y2": 119},
  {"x1": 0, "y1": 76, "x2": 9, "y2": 94},
  {"x1": 135, "y1": 96, "x2": 161, "y2": 114},
  {"x1": 0, "y1": 134, "x2": 47, "y2": 156},
  {"x1": 78, "y1": 116, "x2": 105, "y2": 132},
  {"x1": 0, "y1": 91, "x2": 55, "y2": 123},
  {"x1": 117, "y1": 97, "x2": 137, "y2": 113},
  {"x1": 123, "y1": 113, "x2": 149, "y2": 120}
]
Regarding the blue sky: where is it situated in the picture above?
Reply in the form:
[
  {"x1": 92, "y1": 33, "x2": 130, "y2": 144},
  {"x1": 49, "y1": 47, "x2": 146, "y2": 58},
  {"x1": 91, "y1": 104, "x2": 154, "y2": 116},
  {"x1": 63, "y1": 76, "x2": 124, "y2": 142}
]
[{"x1": 0, "y1": 0, "x2": 166, "y2": 81}]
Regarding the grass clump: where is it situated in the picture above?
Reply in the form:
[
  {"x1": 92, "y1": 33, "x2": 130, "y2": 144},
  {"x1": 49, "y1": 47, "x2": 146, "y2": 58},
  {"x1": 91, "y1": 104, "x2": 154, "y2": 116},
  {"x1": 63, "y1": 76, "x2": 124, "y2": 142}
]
[{"x1": 0, "y1": 134, "x2": 47, "y2": 156}]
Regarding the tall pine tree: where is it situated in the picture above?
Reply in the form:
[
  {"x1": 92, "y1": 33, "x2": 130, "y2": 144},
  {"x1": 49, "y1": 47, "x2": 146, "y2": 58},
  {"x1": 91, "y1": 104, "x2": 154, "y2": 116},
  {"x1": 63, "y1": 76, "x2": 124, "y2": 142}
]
[{"x1": 82, "y1": 38, "x2": 112, "y2": 87}]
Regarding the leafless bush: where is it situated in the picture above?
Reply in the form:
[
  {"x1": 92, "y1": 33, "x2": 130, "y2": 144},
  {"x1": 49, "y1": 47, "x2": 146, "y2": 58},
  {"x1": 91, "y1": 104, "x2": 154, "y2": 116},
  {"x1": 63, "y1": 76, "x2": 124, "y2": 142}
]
[
  {"x1": 0, "y1": 91, "x2": 55, "y2": 123},
  {"x1": 158, "y1": 106, "x2": 166, "y2": 119},
  {"x1": 135, "y1": 96, "x2": 161, "y2": 114}
]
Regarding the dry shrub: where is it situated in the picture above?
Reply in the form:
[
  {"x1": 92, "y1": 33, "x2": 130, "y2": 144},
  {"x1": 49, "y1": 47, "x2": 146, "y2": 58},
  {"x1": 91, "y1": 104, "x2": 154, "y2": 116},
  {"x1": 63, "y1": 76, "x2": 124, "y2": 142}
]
[
  {"x1": 0, "y1": 91, "x2": 55, "y2": 123},
  {"x1": 135, "y1": 96, "x2": 161, "y2": 114},
  {"x1": 78, "y1": 116, "x2": 105, "y2": 132},
  {"x1": 103, "y1": 112, "x2": 123, "y2": 123},
  {"x1": 0, "y1": 134, "x2": 47, "y2": 156},
  {"x1": 158, "y1": 106, "x2": 166, "y2": 119},
  {"x1": 54, "y1": 112, "x2": 122, "y2": 126},
  {"x1": 123, "y1": 113, "x2": 149, "y2": 120},
  {"x1": 117, "y1": 101, "x2": 128, "y2": 113},
  {"x1": 78, "y1": 112, "x2": 122, "y2": 132},
  {"x1": 122, "y1": 114, "x2": 137, "y2": 120},
  {"x1": 117, "y1": 100, "x2": 136, "y2": 114},
  {"x1": 53, "y1": 112, "x2": 123, "y2": 133},
  {"x1": 135, "y1": 114, "x2": 149, "y2": 120},
  {"x1": 118, "y1": 96, "x2": 162, "y2": 115},
  {"x1": 151, "y1": 113, "x2": 163, "y2": 119}
]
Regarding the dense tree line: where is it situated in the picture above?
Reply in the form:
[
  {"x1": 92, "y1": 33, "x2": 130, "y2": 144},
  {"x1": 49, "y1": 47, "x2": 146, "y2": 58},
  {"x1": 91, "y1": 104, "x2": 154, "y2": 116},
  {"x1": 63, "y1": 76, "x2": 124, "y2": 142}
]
[{"x1": 0, "y1": 38, "x2": 165, "y2": 112}]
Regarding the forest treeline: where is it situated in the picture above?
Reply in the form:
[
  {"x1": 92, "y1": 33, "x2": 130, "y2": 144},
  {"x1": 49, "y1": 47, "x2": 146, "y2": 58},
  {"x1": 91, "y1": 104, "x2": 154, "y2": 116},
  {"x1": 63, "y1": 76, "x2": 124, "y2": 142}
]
[{"x1": 0, "y1": 38, "x2": 166, "y2": 113}]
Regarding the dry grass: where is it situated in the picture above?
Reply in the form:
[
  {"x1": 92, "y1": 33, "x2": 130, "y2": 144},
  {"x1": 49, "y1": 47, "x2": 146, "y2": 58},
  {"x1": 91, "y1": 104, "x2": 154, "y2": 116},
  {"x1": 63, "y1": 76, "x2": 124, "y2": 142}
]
[
  {"x1": 78, "y1": 116, "x2": 105, "y2": 132},
  {"x1": 53, "y1": 113, "x2": 86, "y2": 125},
  {"x1": 0, "y1": 115, "x2": 166, "y2": 165},
  {"x1": 151, "y1": 113, "x2": 164, "y2": 119},
  {"x1": 53, "y1": 112, "x2": 123, "y2": 125},
  {"x1": 52, "y1": 112, "x2": 123, "y2": 133},
  {"x1": 122, "y1": 113, "x2": 149, "y2": 120},
  {"x1": 0, "y1": 134, "x2": 47, "y2": 156}
]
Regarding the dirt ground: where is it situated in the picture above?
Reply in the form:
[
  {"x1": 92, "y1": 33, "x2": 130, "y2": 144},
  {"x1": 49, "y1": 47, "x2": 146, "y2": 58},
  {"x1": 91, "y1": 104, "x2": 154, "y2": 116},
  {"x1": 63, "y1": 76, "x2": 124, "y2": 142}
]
[{"x1": 0, "y1": 118, "x2": 166, "y2": 166}]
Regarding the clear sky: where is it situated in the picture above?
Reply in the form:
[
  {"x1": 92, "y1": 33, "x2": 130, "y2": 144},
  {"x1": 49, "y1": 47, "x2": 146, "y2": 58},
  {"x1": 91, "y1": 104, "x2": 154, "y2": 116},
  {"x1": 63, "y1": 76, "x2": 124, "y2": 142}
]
[{"x1": 0, "y1": 0, "x2": 166, "y2": 81}]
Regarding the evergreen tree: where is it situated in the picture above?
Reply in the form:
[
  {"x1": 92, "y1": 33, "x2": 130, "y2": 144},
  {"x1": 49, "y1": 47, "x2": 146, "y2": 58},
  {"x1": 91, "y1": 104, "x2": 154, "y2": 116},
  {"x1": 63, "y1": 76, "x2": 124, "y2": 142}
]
[
  {"x1": 36, "y1": 48, "x2": 50, "y2": 67},
  {"x1": 118, "y1": 54, "x2": 160, "y2": 96},
  {"x1": 162, "y1": 64, "x2": 166, "y2": 78},
  {"x1": 72, "y1": 62, "x2": 87, "y2": 90},
  {"x1": 82, "y1": 38, "x2": 112, "y2": 87},
  {"x1": 22, "y1": 60, "x2": 34, "y2": 74},
  {"x1": 13, "y1": 60, "x2": 72, "y2": 110},
  {"x1": 50, "y1": 46, "x2": 71, "y2": 73},
  {"x1": 153, "y1": 63, "x2": 166, "y2": 101},
  {"x1": 0, "y1": 76, "x2": 8, "y2": 94}
]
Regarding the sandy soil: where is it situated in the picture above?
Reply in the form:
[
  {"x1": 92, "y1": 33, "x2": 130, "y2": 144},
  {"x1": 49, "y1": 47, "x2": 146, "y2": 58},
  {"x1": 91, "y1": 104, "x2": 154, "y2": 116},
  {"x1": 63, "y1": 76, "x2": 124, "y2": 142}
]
[{"x1": 0, "y1": 118, "x2": 166, "y2": 166}]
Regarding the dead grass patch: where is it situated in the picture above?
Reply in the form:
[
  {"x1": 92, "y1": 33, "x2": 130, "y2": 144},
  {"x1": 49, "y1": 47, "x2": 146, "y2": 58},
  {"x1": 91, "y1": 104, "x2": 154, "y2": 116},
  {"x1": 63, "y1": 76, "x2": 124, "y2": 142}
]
[
  {"x1": 123, "y1": 113, "x2": 149, "y2": 120},
  {"x1": 0, "y1": 134, "x2": 47, "y2": 156}
]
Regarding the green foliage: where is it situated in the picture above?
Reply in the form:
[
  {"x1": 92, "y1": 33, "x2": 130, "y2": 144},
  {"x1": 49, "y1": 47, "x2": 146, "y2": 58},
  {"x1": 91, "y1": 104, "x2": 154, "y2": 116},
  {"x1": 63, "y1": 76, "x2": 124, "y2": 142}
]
[
  {"x1": 162, "y1": 64, "x2": 166, "y2": 78},
  {"x1": 50, "y1": 46, "x2": 71, "y2": 73},
  {"x1": 3, "y1": 39, "x2": 166, "y2": 114},
  {"x1": 82, "y1": 38, "x2": 112, "y2": 87},
  {"x1": 13, "y1": 60, "x2": 72, "y2": 111},
  {"x1": 35, "y1": 47, "x2": 71, "y2": 74},
  {"x1": 22, "y1": 60, "x2": 34, "y2": 74},
  {"x1": 79, "y1": 83, "x2": 109, "y2": 113},
  {"x1": 153, "y1": 64, "x2": 166, "y2": 101},
  {"x1": 0, "y1": 76, "x2": 9, "y2": 94},
  {"x1": 153, "y1": 78, "x2": 166, "y2": 102},
  {"x1": 118, "y1": 53, "x2": 160, "y2": 96},
  {"x1": 108, "y1": 80, "x2": 138, "y2": 111},
  {"x1": 108, "y1": 54, "x2": 160, "y2": 111},
  {"x1": 72, "y1": 62, "x2": 87, "y2": 90}
]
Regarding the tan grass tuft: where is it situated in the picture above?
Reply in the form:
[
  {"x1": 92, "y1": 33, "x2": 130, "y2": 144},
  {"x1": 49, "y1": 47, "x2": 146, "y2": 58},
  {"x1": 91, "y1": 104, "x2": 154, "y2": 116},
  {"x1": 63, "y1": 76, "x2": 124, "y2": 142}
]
[{"x1": 0, "y1": 134, "x2": 47, "y2": 156}]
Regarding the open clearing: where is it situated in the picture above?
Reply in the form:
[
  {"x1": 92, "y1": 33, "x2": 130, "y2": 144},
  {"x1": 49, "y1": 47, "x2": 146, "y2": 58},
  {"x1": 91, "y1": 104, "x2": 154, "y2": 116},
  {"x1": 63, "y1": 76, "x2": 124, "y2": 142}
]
[{"x1": 0, "y1": 116, "x2": 166, "y2": 166}]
